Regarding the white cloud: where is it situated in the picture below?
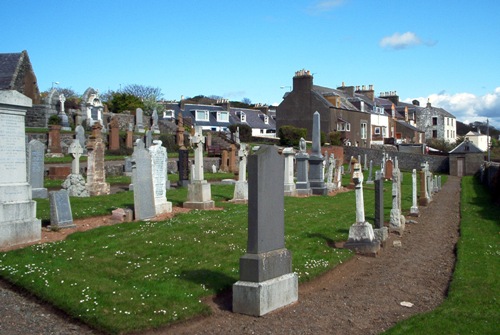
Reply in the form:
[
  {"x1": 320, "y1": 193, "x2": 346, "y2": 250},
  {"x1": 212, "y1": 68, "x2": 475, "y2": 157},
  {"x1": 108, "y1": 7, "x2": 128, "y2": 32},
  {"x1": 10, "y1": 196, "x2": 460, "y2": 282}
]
[
  {"x1": 404, "y1": 87, "x2": 500, "y2": 129},
  {"x1": 308, "y1": 0, "x2": 345, "y2": 14},
  {"x1": 380, "y1": 32, "x2": 423, "y2": 50}
]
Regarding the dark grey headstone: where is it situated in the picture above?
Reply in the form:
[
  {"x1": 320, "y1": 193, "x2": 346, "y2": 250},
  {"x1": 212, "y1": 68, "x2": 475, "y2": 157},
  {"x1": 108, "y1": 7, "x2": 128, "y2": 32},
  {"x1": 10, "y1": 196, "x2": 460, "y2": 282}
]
[
  {"x1": 308, "y1": 112, "x2": 327, "y2": 195},
  {"x1": 178, "y1": 148, "x2": 190, "y2": 187},
  {"x1": 132, "y1": 141, "x2": 156, "y2": 220},
  {"x1": 374, "y1": 171, "x2": 384, "y2": 229},
  {"x1": 27, "y1": 140, "x2": 48, "y2": 198},
  {"x1": 49, "y1": 190, "x2": 75, "y2": 228}
]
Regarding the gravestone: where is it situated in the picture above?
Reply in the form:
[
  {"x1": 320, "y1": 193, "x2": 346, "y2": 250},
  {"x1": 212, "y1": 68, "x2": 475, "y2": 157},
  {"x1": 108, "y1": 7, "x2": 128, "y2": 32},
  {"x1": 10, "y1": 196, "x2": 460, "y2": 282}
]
[
  {"x1": 0, "y1": 91, "x2": 41, "y2": 248},
  {"x1": 363, "y1": 153, "x2": 368, "y2": 171},
  {"x1": 220, "y1": 149, "x2": 229, "y2": 172},
  {"x1": 151, "y1": 109, "x2": 160, "y2": 134},
  {"x1": 283, "y1": 147, "x2": 297, "y2": 196},
  {"x1": 177, "y1": 148, "x2": 190, "y2": 187},
  {"x1": 74, "y1": 125, "x2": 87, "y2": 155},
  {"x1": 231, "y1": 143, "x2": 249, "y2": 203},
  {"x1": 384, "y1": 158, "x2": 393, "y2": 181},
  {"x1": 418, "y1": 166, "x2": 429, "y2": 206},
  {"x1": 124, "y1": 157, "x2": 132, "y2": 176},
  {"x1": 126, "y1": 123, "x2": 134, "y2": 149},
  {"x1": 389, "y1": 164, "x2": 405, "y2": 234},
  {"x1": 27, "y1": 139, "x2": 48, "y2": 198},
  {"x1": 134, "y1": 108, "x2": 145, "y2": 133},
  {"x1": 62, "y1": 140, "x2": 89, "y2": 197},
  {"x1": 333, "y1": 161, "x2": 342, "y2": 190},
  {"x1": 344, "y1": 163, "x2": 380, "y2": 255},
  {"x1": 349, "y1": 156, "x2": 357, "y2": 186},
  {"x1": 149, "y1": 140, "x2": 172, "y2": 214},
  {"x1": 58, "y1": 94, "x2": 71, "y2": 131},
  {"x1": 233, "y1": 145, "x2": 298, "y2": 316},
  {"x1": 433, "y1": 175, "x2": 439, "y2": 193},
  {"x1": 47, "y1": 124, "x2": 63, "y2": 157},
  {"x1": 229, "y1": 144, "x2": 237, "y2": 173},
  {"x1": 108, "y1": 116, "x2": 120, "y2": 151},
  {"x1": 85, "y1": 123, "x2": 110, "y2": 196},
  {"x1": 366, "y1": 160, "x2": 374, "y2": 184},
  {"x1": 410, "y1": 169, "x2": 419, "y2": 216},
  {"x1": 49, "y1": 190, "x2": 75, "y2": 228},
  {"x1": 308, "y1": 112, "x2": 327, "y2": 195},
  {"x1": 374, "y1": 171, "x2": 384, "y2": 229},
  {"x1": 132, "y1": 139, "x2": 156, "y2": 220},
  {"x1": 295, "y1": 138, "x2": 312, "y2": 196},
  {"x1": 145, "y1": 130, "x2": 153, "y2": 148},
  {"x1": 326, "y1": 153, "x2": 335, "y2": 192},
  {"x1": 437, "y1": 175, "x2": 442, "y2": 191},
  {"x1": 183, "y1": 126, "x2": 214, "y2": 209}
]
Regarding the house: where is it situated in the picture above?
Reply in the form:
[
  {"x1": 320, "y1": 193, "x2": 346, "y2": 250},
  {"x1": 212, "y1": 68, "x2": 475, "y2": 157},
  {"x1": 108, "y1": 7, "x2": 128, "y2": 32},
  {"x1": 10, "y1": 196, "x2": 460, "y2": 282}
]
[
  {"x1": 0, "y1": 50, "x2": 40, "y2": 104},
  {"x1": 415, "y1": 100, "x2": 457, "y2": 143},
  {"x1": 464, "y1": 130, "x2": 490, "y2": 152},
  {"x1": 229, "y1": 107, "x2": 276, "y2": 137},
  {"x1": 449, "y1": 139, "x2": 484, "y2": 176},
  {"x1": 276, "y1": 70, "x2": 371, "y2": 147}
]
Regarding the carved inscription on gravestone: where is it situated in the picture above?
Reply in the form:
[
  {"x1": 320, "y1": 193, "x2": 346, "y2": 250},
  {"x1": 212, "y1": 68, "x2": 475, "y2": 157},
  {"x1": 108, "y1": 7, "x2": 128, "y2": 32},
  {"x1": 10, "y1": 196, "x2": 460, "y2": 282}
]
[{"x1": 0, "y1": 113, "x2": 26, "y2": 184}]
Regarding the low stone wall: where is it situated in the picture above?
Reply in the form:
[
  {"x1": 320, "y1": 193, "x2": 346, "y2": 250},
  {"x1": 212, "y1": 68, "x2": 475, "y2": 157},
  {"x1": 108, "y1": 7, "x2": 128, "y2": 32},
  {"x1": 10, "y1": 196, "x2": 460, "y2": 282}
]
[
  {"x1": 344, "y1": 146, "x2": 449, "y2": 173},
  {"x1": 481, "y1": 162, "x2": 500, "y2": 199}
]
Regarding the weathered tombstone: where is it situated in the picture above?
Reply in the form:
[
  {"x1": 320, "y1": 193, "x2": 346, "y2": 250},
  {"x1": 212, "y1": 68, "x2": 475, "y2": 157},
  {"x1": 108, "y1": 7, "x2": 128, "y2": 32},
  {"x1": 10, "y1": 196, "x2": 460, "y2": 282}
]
[
  {"x1": 27, "y1": 139, "x2": 48, "y2": 198},
  {"x1": 365, "y1": 160, "x2": 374, "y2": 184},
  {"x1": 176, "y1": 112, "x2": 185, "y2": 148},
  {"x1": 85, "y1": 123, "x2": 110, "y2": 196},
  {"x1": 132, "y1": 139, "x2": 156, "y2": 220},
  {"x1": 124, "y1": 156, "x2": 132, "y2": 176},
  {"x1": 58, "y1": 93, "x2": 71, "y2": 131},
  {"x1": 384, "y1": 158, "x2": 393, "y2": 181},
  {"x1": 308, "y1": 112, "x2": 327, "y2": 195},
  {"x1": 126, "y1": 123, "x2": 134, "y2": 149},
  {"x1": 333, "y1": 161, "x2": 342, "y2": 190},
  {"x1": 295, "y1": 137, "x2": 312, "y2": 196},
  {"x1": 211, "y1": 164, "x2": 217, "y2": 173},
  {"x1": 151, "y1": 109, "x2": 160, "y2": 134},
  {"x1": 437, "y1": 175, "x2": 442, "y2": 191},
  {"x1": 74, "y1": 124, "x2": 87, "y2": 155},
  {"x1": 410, "y1": 169, "x2": 420, "y2": 216},
  {"x1": 220, "y1": 149, "x2": 229, "y2": 172},
  {"x1": 49, "y1": 189, "x2": 75, "y2": 228},
  {"x1": 363, "y1": 153, "x2": 368, "y2": 171},
  {"x1": 233, "y1": 145, "x2": 298, "y2": 316},
  {"x1": 47, "y1": 123, "x2": 63, "y2": 157},
  {"x1": 145, "y1": 129, "x2": 153, "y2": 148},
  {"x1": 326, "y1": 153, "x2": 335, "y2": 192},
  {"x1": 183, "y1": 126, "x2": 214, "y2": 209},
  {"x1": 0, "y1": 91, "x2": 41, "y2": 248},
  {"x1": 373, "y1": 170, "x2": 388, "y2": 244},
  {"x1": 108, "y1": 116, "x2": 120, "y2": 151},
  {"x1": 389, "y1": 165, "x2": 405, "y2": 234},
  {"x1": 283, "y1": 147, "x2": 297, "y2": 196},
  {"x1": 231, "y1": 143, "x2": 249, "y2": 203},
  {"x1": 433, "y1": 175, "x2": 439, "y2": 193},
  {"x1": 62, "y1": 140, "x2": 89, "y2": 197},
  {"x1": 177, "y1": 147, "x2": 190, "y2": 187},
  {"x1": 228, "y1": 144, "x2": 237, "y2": 173},
  {"x1": 149, "y1": 140, "x2": 172, "y2": 214},
  {"x1": 134, "y1": 108, "x2": 145, "y2": 133},
  {"x1": 349, "y1": 156, "x2": 357, "y2": 186},
  {"x1": 344, "y1": 163, "x2": 380, "y2": 255},
  {"x1": 418, "y1": 164, "x2": 429, "y2": 206}
]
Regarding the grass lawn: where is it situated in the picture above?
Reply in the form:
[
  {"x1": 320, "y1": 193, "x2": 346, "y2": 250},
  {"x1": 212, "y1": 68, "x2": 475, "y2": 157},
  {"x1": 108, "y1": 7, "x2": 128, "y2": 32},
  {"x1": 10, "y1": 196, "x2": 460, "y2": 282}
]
[
  {"x1": 383, "y1": 176, "x2": 499, "y2": 334},
  {"x1": 1, "y1": 168, "x2": 434, "y2": 334}
]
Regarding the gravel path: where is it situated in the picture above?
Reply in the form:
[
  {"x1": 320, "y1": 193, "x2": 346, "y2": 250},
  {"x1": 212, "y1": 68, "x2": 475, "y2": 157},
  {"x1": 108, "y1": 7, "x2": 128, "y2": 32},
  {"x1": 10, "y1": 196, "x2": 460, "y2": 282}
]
[{"x1": 0, "y1": 176, "x2": 461, "y2": 335}]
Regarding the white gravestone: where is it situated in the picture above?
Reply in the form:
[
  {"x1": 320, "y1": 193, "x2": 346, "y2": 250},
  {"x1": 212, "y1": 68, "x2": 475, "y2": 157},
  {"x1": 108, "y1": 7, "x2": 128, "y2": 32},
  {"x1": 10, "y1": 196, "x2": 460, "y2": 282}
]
[
  {"x1": 231, "y1": 143, "x2": 249, "y2": 203},
  {"x1": 410, "y1": 169, "x2": 419, "y2": 216},
  {"x1": 62, "y1": 140, "x2": 89, "y2": 197},
  {"x1": 283, "y1": 147, "x2": 297, "y2": 196},
  {"x1": 149, "y1": 140, "x2": 172, "y2": 214}
]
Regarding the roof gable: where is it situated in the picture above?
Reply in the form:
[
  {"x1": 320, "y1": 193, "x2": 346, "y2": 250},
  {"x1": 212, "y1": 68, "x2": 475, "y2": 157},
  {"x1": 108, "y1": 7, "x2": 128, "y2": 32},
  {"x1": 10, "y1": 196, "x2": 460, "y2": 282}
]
[
  {"x1": 449, "y1": 140, "x2": 483, "y2": 153},
  {"x1": 0, "y1": 52, "x2": 22, "y2": 90}
]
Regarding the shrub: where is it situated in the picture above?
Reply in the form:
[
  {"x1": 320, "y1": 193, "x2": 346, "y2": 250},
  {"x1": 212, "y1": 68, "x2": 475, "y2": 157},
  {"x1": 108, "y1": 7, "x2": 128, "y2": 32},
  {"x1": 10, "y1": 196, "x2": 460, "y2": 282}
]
[
  {"x1": 229, "y1": 124, "x2": 252, "y2": 142},
  {"x1": 328, "y1": 132, "x2": 342, "y2": 146},
  {"x1": 278, "y1": 125, "x2": 307, "y2": 147},
  {"x1": 48, "y1": 114, "x2": 61, "y2": 125}
]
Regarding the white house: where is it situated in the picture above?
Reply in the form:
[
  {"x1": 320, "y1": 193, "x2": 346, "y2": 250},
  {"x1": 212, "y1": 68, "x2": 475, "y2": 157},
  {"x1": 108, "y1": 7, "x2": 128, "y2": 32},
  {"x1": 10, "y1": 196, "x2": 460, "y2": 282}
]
[{"x1": 464, "y1": 131, "x2": 490, "y2": 152}]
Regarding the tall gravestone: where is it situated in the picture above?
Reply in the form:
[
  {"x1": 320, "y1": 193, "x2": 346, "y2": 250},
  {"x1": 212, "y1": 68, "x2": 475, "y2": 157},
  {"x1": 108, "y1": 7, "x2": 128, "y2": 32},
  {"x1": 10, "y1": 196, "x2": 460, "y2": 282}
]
[
  {"x1": 410, "y1": 169, "x2": 419, "y2": 216},
  {"x1": 108, "y1": 116, "x2": 120, "y2": 151},
  {"x1": 49, "y1": 189, "x2": 75, "y2": 228},
  {"x1": 149, "y1": 140, "x2": 172, "y2": 214},
  {"x1": 283, "y1": 147, "x2": 297, "y2": 196},
  {"x1": 86, "y1": 123, "x2": 110, "y2": 196},
  {"x1": 373, "y1": 171, "x2": 388, "y2": 243},
  {"x1": 151, "y1": 109, "x2": 160, "y2": 134},
  {"x1": 231, "y1": 143, "x2": 249, "y2": 203},
  {"x1": 295, "y1": 138, "x2": 312, "y2": 196},
  {"x1": 27, "y1": 139, "x2": 48, "y2": 198},
  {"x1": 389, "y1": 164, "x2": 405, "y2": 234},
  {"x1": 326, "y1": 153, "x2": 336, "y2": 192},
  {"x1": 0, "y1": 91, "x2": 41, "y2": 248},
  {"x1": 132, "y1": 139, "x2": 156, "y2": 220},
  {"x1": 134, "y1": 108, "x2": 145, "y2": 133},
  {"x1": 74, "y1": 124, "x2": 87, "y2": 155},
  {"x1": 233, "y1": 145, "x2": 298, "y2": 316},
  {"x1": 365, "y1": 160, "x2": 374, "y2": 184},
  {"x1": 58, "y1": 93, "x2": 71, "y2": 131},
  {"x1": 384, "y1": 158, "x2": 393, "y2": 181},
  {"x1": 344, "y1": 163, "x2": 380, "y2": 255},
  {"x1": 418, "y1": 165, "x2": 429, "y2": 206},
  {"x1": 308, "y1": 112, "x2": 327, "y2": 195},
  {"x1": 183, "y1": 126, "x2": 214, "y2": 209}
]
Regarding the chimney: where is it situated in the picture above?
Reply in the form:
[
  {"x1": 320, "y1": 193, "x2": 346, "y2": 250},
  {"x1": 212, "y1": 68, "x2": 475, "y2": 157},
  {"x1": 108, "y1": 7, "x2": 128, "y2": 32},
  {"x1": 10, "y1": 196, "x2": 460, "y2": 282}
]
[
  {"x1": 337, "y1": 84, "x2": 355, "y2": 97},
  {"x1": 426, "y1": 98, "x2": 432, "y2": 108},
  {"x1": 180, "y1": 95, "x2": 185, "y2": 109},
  {"x1": 292, "y1": 69, "x2": 313, "y2": 92},
  {"x1": 355, "y1": 84, "x2": 375, "y2": 101}
]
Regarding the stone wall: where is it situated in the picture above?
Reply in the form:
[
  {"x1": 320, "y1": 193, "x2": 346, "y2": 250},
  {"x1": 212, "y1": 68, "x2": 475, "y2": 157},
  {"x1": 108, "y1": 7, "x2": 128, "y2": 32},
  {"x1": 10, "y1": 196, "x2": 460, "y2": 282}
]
[
  {"x1": 344, "y1": 146, "x2": 449, "y2": 173},
  {"x1": 26, "y1": 104, "x2": 50, "y2": 128}
]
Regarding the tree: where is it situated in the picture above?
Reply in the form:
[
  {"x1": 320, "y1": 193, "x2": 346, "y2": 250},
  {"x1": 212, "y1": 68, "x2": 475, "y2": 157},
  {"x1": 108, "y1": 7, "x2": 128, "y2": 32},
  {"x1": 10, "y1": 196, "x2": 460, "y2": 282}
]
[
  {"x1": 241, "y1": 97, "x2": 252, "y2": 105},
  {"x1": 106, "y1": 92, "x2": 144, "y2": 114},
  {"x1": 122, "y1": 84, "x2": 163, "y2": 101}
]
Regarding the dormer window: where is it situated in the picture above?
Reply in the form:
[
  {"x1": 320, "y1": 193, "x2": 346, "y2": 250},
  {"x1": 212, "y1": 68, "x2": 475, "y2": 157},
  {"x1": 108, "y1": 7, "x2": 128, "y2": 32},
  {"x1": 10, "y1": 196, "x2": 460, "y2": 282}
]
[
  {"x1": 239, "y1": 111, "x2": 246, "y2": 123},
  {"x1": 217, "y1": 111, "x2": 229, "y2": 122},
  {"x1": 163, "y1": 110, "x2": 174, "y2": 119},
  {"x1": 195, "y1": 110, "x2": 209, "y2": 121},
  {"x1": 263, "y1": 115, "x2": 269, "y2": 124}
]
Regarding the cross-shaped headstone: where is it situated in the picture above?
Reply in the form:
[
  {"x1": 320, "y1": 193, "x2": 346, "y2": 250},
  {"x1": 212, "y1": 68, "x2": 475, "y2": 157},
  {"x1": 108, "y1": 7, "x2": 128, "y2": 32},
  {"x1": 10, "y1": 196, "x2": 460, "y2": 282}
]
[{"x1": 68, "y1": 140, "x2": 83, "y2": 174}]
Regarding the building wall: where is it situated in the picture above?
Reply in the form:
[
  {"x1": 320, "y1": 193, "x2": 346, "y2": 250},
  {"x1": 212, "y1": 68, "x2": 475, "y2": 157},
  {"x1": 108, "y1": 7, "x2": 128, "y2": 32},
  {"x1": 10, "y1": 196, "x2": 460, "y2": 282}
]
[
  {"x1": 370, "y1": 113, "x2": 389, "y2": 144},
  {"x1": 449, "y1": 153, "x2": 484, "y2": 176}
]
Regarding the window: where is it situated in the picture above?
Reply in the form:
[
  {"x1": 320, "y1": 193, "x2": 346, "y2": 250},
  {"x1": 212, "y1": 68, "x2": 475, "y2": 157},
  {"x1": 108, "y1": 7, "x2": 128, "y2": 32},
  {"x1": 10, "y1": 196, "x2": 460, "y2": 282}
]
[
  {"x1": 337, "y1": 122, "x2": 351, "y2": 132},
  {"x1": 239, "y1": 112, "x2": 246, "y2": 123},
  {"x1": 163, "y1": 110, "x2": 174, "y2": 119},
  {"x1": 446, "y1": 117, "x2": 449, "y2": 126},
  {"x1": 382, "y1": 127, "x2": 387, "y2": 137},
  {"x1": 447, "y1": 130, "x2": 449, "y2": 138},
  {"x1": 374, "y1": 127, "x2": 381, "y2": 135},
  {"x1": 432, "y1": 130, "x2": 438, "y2": 138},
  {"x1": 361, "y1": 122, "x2": 367, "y2": 139},
  {"x1": 262, "y1": 115, "x2": 269, "y2": 124},
  {"x1": 195, "y1": 110, "x2": 209, "y2": 121},
  {"x1": 217, "y1": 111, "x2": 229, "y2": 122},
  {"x1": 432, "y1": 117, "x2": 438, "y2": 126},
  {"x1": 452, "y1": 119, "x2": 454, "y2": 126}
]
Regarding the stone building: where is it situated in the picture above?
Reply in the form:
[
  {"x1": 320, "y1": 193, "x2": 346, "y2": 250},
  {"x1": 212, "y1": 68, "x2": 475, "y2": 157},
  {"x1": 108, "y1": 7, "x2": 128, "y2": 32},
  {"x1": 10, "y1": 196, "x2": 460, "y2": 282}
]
[
  {"x1": 0, "y1": 50, "x2": 40, "y2": 104},
  {"x1": 449, "y1": 139, "x2": 484, "y2": 176},
  {"x1": 415, "y1": 100, "x2": 457, "y2": 143}
]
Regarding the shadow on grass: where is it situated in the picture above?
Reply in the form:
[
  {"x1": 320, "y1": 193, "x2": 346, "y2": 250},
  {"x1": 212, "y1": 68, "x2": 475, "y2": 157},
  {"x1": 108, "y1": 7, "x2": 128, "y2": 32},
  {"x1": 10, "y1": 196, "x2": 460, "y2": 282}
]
[
  {"x1": 470, "y1": 177, "x2": 500, "y2": 227},
  {"x1": 306, "y1": 232, "x2": 345, "y2": 248}
]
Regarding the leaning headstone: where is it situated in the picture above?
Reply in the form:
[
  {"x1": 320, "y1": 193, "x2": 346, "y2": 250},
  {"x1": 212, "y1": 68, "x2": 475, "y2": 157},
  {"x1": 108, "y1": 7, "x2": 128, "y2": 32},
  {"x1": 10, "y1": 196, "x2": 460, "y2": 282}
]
[
  {"x1": 85, "y1": 123, "x2": 110, "y2": 196},
  {"x1": 344, "y1": 163, "x2": 380, "y2": 255},
  {"x1": 230, "y1": 143, "x2": 249, "y2": 203},
  {"x1": 132, "y1": 139, "x2": 156, "y2": 220},
  {"x1": 62, "y1": 140, "x2": 89, "y2": 197},
  {"x1": 0, "y1": 91, "x2": 41, "y2": 248},
  {"x1": 233, "y1": 145, "x2": 298, "y2": 316},
  {"x1": 49, "y1": 189, "x2": 75, "y2": 228},
  {"x1": 308, "y1": 112, "x2": 327, "y2": 195},
  {"x1": 283, "y1": 147, "x2": 297, "y2": 196},
  {"x1": 183, "y1": 126, "x2": 215, "y2": 209},
  {"x1": 27, "y1": 139, "x2": 48, "y2": 198},
  {"x1": 149, "y1": 140, "x2": 172, "y2": 215},
  {"x1": 410, "y1": 169, "x2": 420, "y2": 216},
  {"x1": 134, "y1": 108, "x2": 145, "y2": 133},
  {"x1": 295, "y1": 138, "x2": 312, "y2": 196}
]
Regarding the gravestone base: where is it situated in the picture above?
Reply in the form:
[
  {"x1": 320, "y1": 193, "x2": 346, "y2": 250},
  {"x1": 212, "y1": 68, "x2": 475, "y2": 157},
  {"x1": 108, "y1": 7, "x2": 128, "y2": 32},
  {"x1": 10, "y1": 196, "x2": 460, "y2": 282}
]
[
  {"x1": 45, "y1": 153, "x2": 64, "y2": 158},
  {"x1": 389, "y1": 214, "x2": 406, "y2": 235},
  {"x1": 32, "y1": 188, "x2": 48, "y2": 199},
  {"x1": 373, "y1": 227, "x2": 389, "y2": 246},
  {"x1": 62, "y1": 174, "x2": 89, "y2": 197},
  {"x1": 296, "y1": 188, "x2": 312, "y2": 196},
  {"x1": 230, "y1": 181, "x2": 248, "y2": 204},
  {"x1": 155, "y1": 200, "x2": 172, "y2": 215},
  {"x1": 366, "y1": 180, "x2": 374, "y2": 185},
  {"x1": 344, "y1": 222, "x2": 380, "y2": 256},
  {"x1": 0, "y1": 218, "x2": 41, "y2": 248},
  {"x1": 418, "y1": 197, "x2": 429, "y2": 206},
  {"x1": 87, "y1": 182, "x2": 110, "y2": 196},
  {"x1": 309, "y1": 180, "x2": 328, "y2": 196},
  {"x1": 284, "y1": 184, "x2": 297, "y2": 197},
  {"x1": 183, "y1": 181, "x2": 215, "y2": 209},
  {"x1": 410, "y1": 206, "x2": 420, "y2": 216},
  {"x1": 232, "y1": 272, "x2": 298, "y2": 316}
]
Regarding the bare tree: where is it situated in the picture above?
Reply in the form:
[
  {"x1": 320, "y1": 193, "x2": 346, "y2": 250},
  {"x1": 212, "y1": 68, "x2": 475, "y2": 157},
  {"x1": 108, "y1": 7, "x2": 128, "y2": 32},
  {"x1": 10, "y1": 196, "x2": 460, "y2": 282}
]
[{"x1": 122, "y1": 84, "x2": 163, "y2": 101}]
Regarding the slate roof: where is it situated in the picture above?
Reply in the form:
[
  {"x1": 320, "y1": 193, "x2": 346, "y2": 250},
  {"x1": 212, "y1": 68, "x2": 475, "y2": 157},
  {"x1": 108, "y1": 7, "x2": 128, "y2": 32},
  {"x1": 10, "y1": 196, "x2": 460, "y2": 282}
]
[
  {"x1": 229, "y1": 107, "x2": 276, "y2": 130},
  {"x1": 396, "y1": 120, "x2": 424, "y2": 133},
  {"x1": 312, "y1": 85, "x2": 364, "y2": 112},
  {"x1": 0, "y1": 52, "x2": 22, "y2": 90},
  {"x1": 449, "y1": 139, "x2": 483, "y2": 154}
]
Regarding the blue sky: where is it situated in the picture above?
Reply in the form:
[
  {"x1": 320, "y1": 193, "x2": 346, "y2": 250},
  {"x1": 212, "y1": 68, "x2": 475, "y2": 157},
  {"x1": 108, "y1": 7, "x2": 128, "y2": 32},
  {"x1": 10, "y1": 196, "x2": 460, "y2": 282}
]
[{"x1": 2, "y1": 0, "x2": 499, "y2": 128}]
